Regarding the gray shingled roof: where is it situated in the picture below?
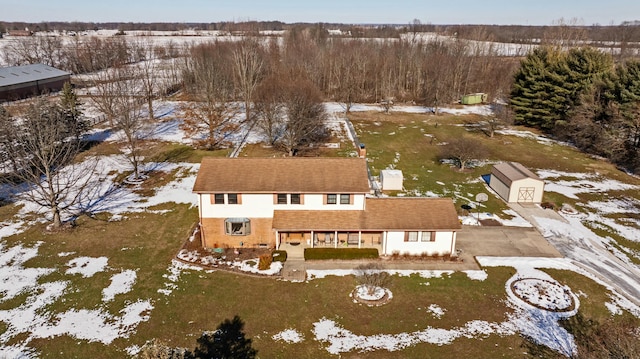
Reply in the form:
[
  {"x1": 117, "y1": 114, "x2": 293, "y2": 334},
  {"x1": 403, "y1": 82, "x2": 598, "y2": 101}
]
[
  {"x1": 491, "y1": 162, "x2": 542, "y2": 186},
  {"x1": 0, "y1": 64, "x2": 70, "y2": 88}
]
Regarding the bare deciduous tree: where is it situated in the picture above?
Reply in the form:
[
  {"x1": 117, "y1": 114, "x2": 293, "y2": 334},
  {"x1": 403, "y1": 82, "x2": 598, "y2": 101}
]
[
  {"x1": 110, "y1": 68, "x2": 149, "y2": 180},
  {"x1": 180, "y1": 42, "x2": 240, "y2": 150},
  {"x1": 134, "y1": 39, "x2": 160, "y2": 121},
  {"x1": 253, "y1": 75, "x2": 285, "y2": 145},
  {"x1": 482, "y1": 102, "x2": 514, "y2": 138},
  {"x1": 0, "y1": 98, "x2": 95, "y2": 228},
  {"x1": 232, "y1": 38, "x2": 265, "y2": 123},
  {"x1": 280, "y1": 77, "x2": 328, "y2": 156},
  {"x1": 439, "y1": 136, "x2": 488, "y2": 170}
]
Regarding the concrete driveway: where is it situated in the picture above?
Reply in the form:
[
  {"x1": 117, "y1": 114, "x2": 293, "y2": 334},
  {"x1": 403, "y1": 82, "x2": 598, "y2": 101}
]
[{"x1": 456, "y1": 226, "x2": 563, "y2": 259}]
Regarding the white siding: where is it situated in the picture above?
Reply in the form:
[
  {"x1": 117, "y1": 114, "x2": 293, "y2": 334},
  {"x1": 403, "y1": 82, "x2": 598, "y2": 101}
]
[
  {"x1": 383, "y1": 231, "x2": 455, "y2": 256},
  {"x1": 199, "y1": 193, "x2": 366, "y2": 219},
  {"x1": 380, "y1": 170, "x2": 403, "y2": 190}
]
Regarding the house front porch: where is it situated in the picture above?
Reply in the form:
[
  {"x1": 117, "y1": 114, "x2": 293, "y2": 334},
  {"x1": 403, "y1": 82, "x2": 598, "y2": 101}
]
[{"x1": 276, "y1": 231, "x2": 384, "y2": 257}]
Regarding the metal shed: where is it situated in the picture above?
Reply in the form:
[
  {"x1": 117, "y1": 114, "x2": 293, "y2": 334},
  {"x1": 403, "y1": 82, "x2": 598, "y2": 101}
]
[
  {"x1": 489, "y1": 162, "x2": 544, "y2": 203},
  {"x1": 0, "y1": 64, "x2": 71, "y2": 101},
  {"x1": 461, "y1": 93, "x2": 487, "y2": 105}
]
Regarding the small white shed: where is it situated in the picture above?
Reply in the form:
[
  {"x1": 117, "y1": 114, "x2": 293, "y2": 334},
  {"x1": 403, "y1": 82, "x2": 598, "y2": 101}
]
[
  {"x1": 380, "y1": 169, "x2": 403, "y2": 191},
  {"x1": 489, "y1": 162, "x2": 544, "y2": 203}
]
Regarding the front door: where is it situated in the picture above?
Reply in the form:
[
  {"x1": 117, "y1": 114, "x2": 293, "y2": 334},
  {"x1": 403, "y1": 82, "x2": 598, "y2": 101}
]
[{"x1": 517, "y1": 187, "x2": 535, "y2": 202}]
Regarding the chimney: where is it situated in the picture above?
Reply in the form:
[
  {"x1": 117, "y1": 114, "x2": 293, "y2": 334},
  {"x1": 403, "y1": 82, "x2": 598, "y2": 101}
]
[{"x1": 358, "y1": 143, "x2": 366, "y2": 158}]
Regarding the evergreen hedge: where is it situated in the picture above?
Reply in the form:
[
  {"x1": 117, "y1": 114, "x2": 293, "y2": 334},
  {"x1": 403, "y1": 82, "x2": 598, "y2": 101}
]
[{"x1": 304, "y1": 248, "x2": 379, "y2": 260}]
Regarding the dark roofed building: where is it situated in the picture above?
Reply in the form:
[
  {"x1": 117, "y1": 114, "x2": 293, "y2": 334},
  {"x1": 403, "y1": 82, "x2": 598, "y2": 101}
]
[{"x1": 0, "y1": 64, "x2": 71, "y2": 101}]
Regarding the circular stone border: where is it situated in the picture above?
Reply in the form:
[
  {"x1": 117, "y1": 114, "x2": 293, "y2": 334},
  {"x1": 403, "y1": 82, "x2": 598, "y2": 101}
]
[
  {"x1": 350, "y1": 285, "x2": 393, "y2": 307},
  {"x1": 509, "y1": 278, "x2": 576, "y2": 313}
]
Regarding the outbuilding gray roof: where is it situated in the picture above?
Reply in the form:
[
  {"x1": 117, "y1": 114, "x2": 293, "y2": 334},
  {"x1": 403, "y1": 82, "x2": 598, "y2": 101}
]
[
  {"x1": 491, "y1": 162, "x2": 542, "y2": 186},
  {"x1": 0, "y1": 64, "x2": 70, "y2": 88}
]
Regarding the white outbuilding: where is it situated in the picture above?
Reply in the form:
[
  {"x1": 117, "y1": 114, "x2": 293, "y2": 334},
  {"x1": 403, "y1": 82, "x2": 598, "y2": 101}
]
[
  {"x1": 380, "y1": 169, "x2": 403, "y2": 191},
  {"x1": 489, "y1": 162, "x2": 544, "y2": 203}
]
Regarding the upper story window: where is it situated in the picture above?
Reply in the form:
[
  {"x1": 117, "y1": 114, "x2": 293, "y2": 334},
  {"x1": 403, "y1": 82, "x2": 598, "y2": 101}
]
[
  {"x1": 274, "y1": 193, "x2": 304, "y2": 205},
  {"x1": 326, "y1": 193, "x2": 353, "y2": 205},
  {"x1": 211, "y1": 193, "x2": 241, "y2": 205}
]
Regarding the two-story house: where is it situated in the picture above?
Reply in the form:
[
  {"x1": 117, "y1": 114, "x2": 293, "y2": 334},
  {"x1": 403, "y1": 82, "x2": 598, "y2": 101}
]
[{"x1": 192, "y1": 157, "x2": 461, "y2": 256}]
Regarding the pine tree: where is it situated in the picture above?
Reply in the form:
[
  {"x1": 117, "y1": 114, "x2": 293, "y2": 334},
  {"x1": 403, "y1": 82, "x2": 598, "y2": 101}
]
[
  {"x1": 510, "y1": 46, "x2": 566, "y2": 130},
  {"x1": 59, "y1": 81, "x2": 88, "y2": 140},
  {"x1": 190, "y1": 316, "x2": 257, "y2": 359},
  {"x1": 510, "y1": 46, "x2": 613, "y2": 131}
]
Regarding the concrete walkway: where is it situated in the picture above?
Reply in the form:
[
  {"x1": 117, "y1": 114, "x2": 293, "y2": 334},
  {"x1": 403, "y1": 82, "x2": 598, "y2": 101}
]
[{"x1": 508, "y1": 202, "x2": 567, "y2": 227}]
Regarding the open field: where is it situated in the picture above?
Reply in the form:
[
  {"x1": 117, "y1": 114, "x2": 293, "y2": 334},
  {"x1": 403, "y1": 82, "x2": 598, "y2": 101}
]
[{"x1": 1, "y1": 101, "x2": 640, "y2": 357}]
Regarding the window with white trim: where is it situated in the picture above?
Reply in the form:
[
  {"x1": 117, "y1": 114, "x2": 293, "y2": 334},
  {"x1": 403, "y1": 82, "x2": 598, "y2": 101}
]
[
  {"x1": 421, "y1": 231, "x2": 436, "y2": 242},
  {"x1": 405, "y1": 231, "x2": 419, "y2": 242},
  {"x1": 340, "y1": 194, "x2": 351, "y2": 204},
  {"x1": 225, "y1": 218, "x2": 251, "y2": 235}
]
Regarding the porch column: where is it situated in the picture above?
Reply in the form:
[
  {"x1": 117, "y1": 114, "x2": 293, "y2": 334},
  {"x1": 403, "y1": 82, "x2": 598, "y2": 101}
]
[
  {"x1": 334, "y1": 230, "x2": 338, "y2": 248},
  {"x1": 451, "y1": 231, "x2": 457, "y2": 257},
  {"x1": 358, "y1": 231, "x2": 362, "y2": 249},
  {"x1": 311, "y1": 230, "x2": 314, "y2": 248},
  {"x1": 275, "y1": 230, "x2": 280, "y2": 250},
  {"x1": 382, "y1": 231, "x2": 388, "y2": 255}
]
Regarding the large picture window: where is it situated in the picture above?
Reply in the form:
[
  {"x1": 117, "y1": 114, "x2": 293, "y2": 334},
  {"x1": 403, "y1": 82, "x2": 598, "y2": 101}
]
[{"x1": 225, "y1": 218, "x2": 251, "y2": 236}]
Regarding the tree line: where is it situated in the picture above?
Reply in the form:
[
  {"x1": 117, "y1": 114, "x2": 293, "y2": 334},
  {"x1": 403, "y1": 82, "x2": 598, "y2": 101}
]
[{"x1": 510, "y1": 45, "x2": 640, "y2": 173}]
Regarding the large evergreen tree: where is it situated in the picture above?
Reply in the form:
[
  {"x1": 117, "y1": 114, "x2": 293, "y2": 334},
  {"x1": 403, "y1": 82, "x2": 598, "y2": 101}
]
[
  {"x1": 190, "y1": 316, "x2": 257, "y2": 359},
  {"x1": 510, "y1": 46, "x2": 613, "y2": 131},
  {"x1": 510, "y1": 46, "x2": 566, "y2": 130}
]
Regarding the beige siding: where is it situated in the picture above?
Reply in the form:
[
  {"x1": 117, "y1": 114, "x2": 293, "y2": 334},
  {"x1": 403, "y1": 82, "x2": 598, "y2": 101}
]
[{"x1": 489, "y1": 174, "x2": 511, "y2": 202}]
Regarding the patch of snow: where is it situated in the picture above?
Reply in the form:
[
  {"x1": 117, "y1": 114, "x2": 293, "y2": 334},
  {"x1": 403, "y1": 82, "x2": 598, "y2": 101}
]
[
  {"x1": 427, "y1": 304, "x2": 446, "y2": 319},
  {"x1": 231, "y1": 259, "x2": 283, "y2": 275},
  {"x1": 273, "y1": 328, "x2": 304, "y2": 343},
  {"x1": 102, "y1": 270, "x2": 137, "y2": 302},
  {"x1": 464, "y1": 270, "x2": 488, "y2": 281},
  {"x1": 65, "y1": 257, "x2": 108, "y2": 278},
  {"x1": 312, "y1": 316, "x2": 514, "y2": 355}
]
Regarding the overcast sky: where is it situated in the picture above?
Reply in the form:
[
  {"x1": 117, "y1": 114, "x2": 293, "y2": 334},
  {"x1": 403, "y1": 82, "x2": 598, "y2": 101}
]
[{"x1": 2, "y1": 0, "x2": 638, "y2": 25}]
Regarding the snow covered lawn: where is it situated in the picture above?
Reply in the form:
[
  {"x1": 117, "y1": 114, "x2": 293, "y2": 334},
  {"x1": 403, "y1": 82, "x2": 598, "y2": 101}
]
[{"x1": 0, "y1": 100, "x2": 639, "y2": 357}]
